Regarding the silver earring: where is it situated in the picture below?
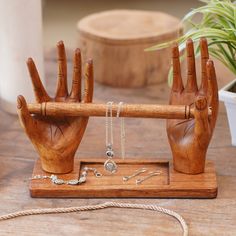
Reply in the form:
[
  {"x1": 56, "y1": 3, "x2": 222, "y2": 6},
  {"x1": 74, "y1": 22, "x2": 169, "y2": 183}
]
[
  {"x1": 136, "y1": 170, "x2": 162, "y2": 185},
  {"x1": 123, "y1": 168, "x2": 147, "y2": 182},
  {"x1": 104, "y1": 101, "x2": 117, "y2": 174}
]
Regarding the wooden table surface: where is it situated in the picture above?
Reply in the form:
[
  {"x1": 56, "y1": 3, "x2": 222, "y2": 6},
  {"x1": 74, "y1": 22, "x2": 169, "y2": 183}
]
[{"x1": 0, "y1": 52, "x2": 235, "y2": 236}]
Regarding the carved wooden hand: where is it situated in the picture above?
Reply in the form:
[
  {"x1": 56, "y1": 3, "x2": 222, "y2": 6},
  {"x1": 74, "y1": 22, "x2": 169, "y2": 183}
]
[
  {"x1": 167, "y1": 38, "x2": 219, "y2": 174},
  {"x1": 17, "y1": 41, "x2": 93, "y2": 174}
]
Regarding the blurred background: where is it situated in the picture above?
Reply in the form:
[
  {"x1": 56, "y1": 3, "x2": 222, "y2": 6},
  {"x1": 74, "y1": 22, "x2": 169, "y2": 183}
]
[
  {"x1": 0, "y1": 0, "x2": 234, "y2": 113},
  {"x1": 43, "y1": 0, "x2": 202, "y2": 49}
]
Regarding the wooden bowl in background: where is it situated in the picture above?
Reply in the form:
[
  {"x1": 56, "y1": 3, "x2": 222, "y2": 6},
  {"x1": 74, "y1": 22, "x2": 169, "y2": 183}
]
[{"x1": 77, "y1": 10, "x2": 182, "y2": 88}]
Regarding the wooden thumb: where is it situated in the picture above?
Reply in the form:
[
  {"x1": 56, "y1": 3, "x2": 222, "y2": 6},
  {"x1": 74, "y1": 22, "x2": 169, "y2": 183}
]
[{"x1": 17, "y1": 95, "x2": 35, "y2": 132}]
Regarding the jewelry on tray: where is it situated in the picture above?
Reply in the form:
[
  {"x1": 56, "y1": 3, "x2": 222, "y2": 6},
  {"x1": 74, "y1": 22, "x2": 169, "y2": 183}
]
[
  {"x1": 104, "y1": 101, "x2": 117, "y2": 174},
  {"x1": 31, "y1": 166, "x2": 102, "y2": 185},
  {"x1": 136, "y1": 170, "x2": 162, "y2": 185},
  {"x1": 123, "y1": 167, "x2": 147, "y2": 182}
]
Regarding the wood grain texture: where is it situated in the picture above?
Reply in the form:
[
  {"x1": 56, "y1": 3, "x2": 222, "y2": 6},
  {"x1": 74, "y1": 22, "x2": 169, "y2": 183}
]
[
  {"x1": 0, "y1": 48, "x2": 235, "y2": 236},
  {"x1": 78, "y1": 10, "x2": 182, "y2": 87},
  {"x1": 27, "y1": 102, "x2": 211, "y2": 119},
  {"x1": 30, "y1": 158, "x2": 217, "y2": 198},
  {"x1": 167, "y1": 38, "x2": 219, "y2": 174},
  {"x1": 17, "y1": 42, "x2": 94, "y2": 174}
]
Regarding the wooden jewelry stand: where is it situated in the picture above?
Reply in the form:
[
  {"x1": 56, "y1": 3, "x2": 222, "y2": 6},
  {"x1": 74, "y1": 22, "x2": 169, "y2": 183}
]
[
  {"x1": 30, "y1": 159, "x2": 217, "y2": 198},
  {"x1": 17, "y1": 39, "x2": 219, "y2": 198}
]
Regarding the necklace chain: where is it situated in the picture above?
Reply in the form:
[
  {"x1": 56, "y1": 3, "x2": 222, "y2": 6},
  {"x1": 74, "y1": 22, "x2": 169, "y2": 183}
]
[
  {"x1": 104, "y1": 101, "x2": 117, "y2": 173},
  {"x1": 105, "y1": 101, "x2": 126, "y2": 159},
  {"x1": 31, "y1": 167, "x2": 102, "y2": 185},
  {"x1": 105, "y1": 101, "x2": 113, "y2": 148},
  {"x1": 117, "y1": 102, "x2": 125, "y2": 160}
]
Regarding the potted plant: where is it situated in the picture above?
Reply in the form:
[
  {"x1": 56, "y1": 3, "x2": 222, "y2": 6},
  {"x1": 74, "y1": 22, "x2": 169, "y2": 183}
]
[
  {"x1": 220, "y1": 79, "x2": 236, "y2": 145},
  {"x1": 148, "y1": 0, "x2": 236, "y2": 146}
]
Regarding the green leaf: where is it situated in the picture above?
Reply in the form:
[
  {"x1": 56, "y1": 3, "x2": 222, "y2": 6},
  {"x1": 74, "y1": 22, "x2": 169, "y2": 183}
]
[{"x1": 146, "y1": 0, "x2": 236, "y2": 80}]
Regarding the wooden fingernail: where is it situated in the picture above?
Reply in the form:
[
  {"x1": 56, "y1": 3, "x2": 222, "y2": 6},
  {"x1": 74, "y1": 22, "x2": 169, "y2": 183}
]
[
  {"x1": 17, "y1": 96, "x2": 23, "y2": 109},
  {"x1": 195, "y1": 97, "x2": 207, "y2": 110}
]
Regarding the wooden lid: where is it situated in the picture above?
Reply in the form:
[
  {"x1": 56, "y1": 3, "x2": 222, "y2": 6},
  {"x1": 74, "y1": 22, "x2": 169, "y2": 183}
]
[{"x1": 78, "y1": 10, "x2": 182, "y2": 44}]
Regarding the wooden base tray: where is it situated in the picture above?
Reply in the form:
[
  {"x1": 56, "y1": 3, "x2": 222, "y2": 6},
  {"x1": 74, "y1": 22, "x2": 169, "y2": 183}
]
[{"x1": 30, "y1": 158, "x2": 217, "y2": 198}]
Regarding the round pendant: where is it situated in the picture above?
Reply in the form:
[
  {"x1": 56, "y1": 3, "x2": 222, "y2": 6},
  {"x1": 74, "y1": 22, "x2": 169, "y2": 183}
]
[{"x1": 104, "y1": 159, "x2": 117, "y2": 174}]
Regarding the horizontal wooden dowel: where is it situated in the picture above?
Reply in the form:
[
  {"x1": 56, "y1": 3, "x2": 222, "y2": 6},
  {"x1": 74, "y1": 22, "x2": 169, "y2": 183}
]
[{"x1": 27, "y1": 102, "x2": 211, "y2": 119}]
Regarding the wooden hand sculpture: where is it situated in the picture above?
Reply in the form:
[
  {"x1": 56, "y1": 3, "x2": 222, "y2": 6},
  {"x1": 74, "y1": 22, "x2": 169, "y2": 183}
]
[
  {"x1": 167, "y1": 38, "x2": 219, "y2": 174},
  {"x1": 17, "y1": 41, "x2": 93, "y2": 174}
]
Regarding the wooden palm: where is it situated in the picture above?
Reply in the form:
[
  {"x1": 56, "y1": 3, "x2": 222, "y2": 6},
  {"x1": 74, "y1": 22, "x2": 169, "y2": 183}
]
[
  {"x1": 17, "y1": 41, "x2": 93, "y2": 174},
  {"x1": 167, "y1": 38, "x2": 219, "y2": 174}
]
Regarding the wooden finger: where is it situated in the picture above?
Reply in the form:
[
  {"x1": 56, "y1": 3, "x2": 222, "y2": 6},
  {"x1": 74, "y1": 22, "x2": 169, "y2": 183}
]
[
  {"x1": 82, "y1": 59, "x2": 94, "y2": 103},
  {"x1": 70, "y1": 48, "x2": 82, "y2": 101},
  {"x1": 207, "y1": 60, "x2": 219, "y2": 130},
  {"x1": 172, "y1": 43, "x2": 183, "y2": 93},
  {"x1": 17, "y1": 95, "x2": 36, "y2": 135},
  {"x1": 194, "y1": 96, "x2": 210, "y2": 145},
  {"x1": 199, "y1": 38, "x2": 209, "y2": 95},
  {"x1": 27, "y1": 58, "x2": 50, "y2": 103},
  {"x1": 185, "y1": 38, "x2": 198, "y2": 92},
  {"x1": 55, "y1": 41, "x2": 68, "y2": 98}
]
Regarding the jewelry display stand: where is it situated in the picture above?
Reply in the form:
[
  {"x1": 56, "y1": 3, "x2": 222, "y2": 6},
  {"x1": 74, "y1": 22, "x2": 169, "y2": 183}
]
[{"x1": 18, "y1": 39, "x2": 219, "y2": 199}]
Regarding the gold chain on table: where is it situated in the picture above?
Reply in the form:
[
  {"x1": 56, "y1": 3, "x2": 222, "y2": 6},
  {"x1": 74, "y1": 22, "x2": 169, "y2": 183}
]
[{"x1": 0, "y1": 202, "x2": 188, "y2": 236}]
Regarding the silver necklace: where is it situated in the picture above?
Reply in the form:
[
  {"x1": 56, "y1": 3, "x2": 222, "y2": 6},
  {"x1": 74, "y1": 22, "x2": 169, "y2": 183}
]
[
  {"x1": 104, "y1": 101, "x2": 117, "y2": 173},
  {"x1": 117, "y1": 102, "x2": 125, "y2": 160},
  {"x1": 31, "y1": 167, "x2": 102, "y2": 185}
]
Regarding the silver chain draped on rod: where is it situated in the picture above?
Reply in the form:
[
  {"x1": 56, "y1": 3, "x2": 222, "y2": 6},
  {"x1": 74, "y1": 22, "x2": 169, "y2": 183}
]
[
  {"x1": 105, "y1": 101, "x2": 113, "y2": 148},
  {"x1": 117, "y1": 102, "x2": 125, "y2": 160},
  {"x1": 0, "y1": 202, "x2": 188, "y2": 236}
]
